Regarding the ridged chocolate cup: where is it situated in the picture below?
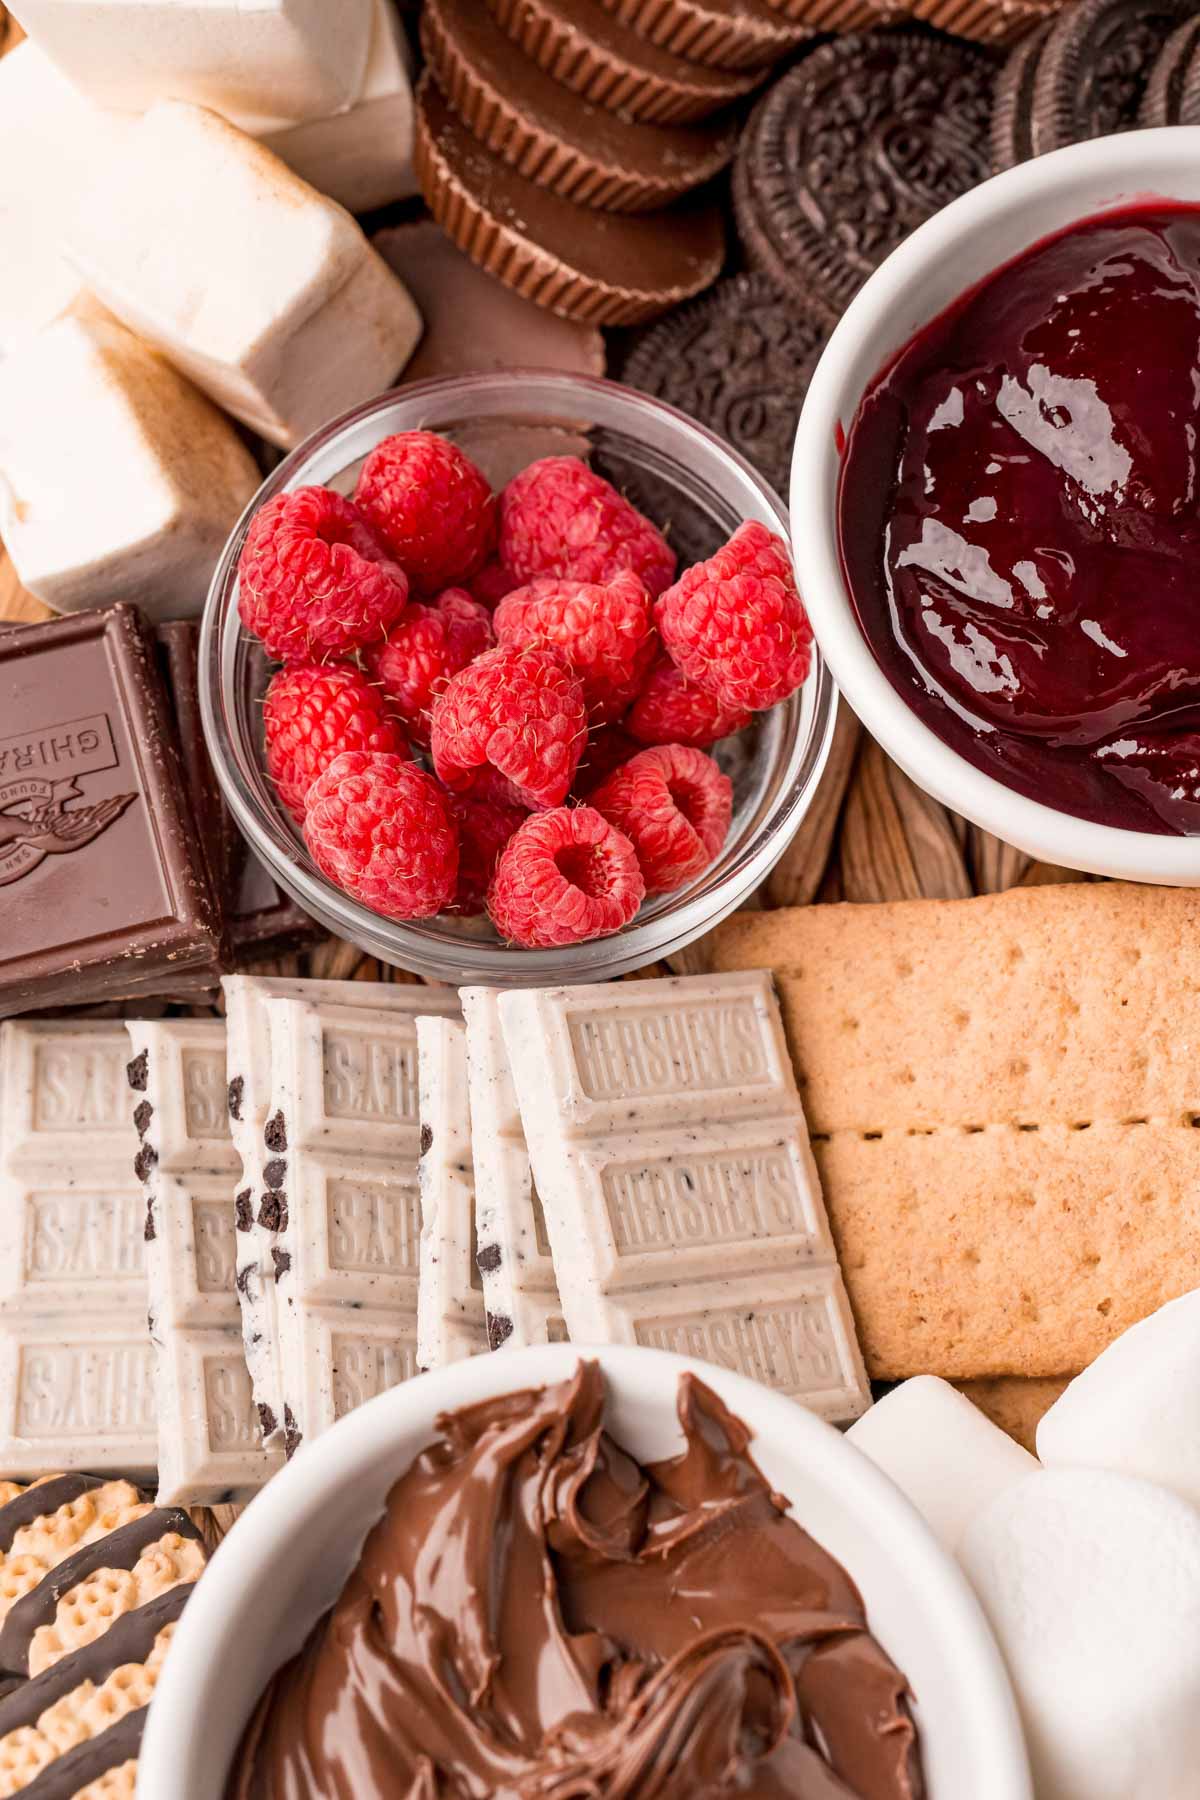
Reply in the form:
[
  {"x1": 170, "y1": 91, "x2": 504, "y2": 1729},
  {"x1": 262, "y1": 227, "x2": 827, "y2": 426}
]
[
  {"x1": 759, "y1": 0, "x2": 903, "y2": 26},
  {"x1": 486, "y1": 0, "x2": 759, "y2": 124},
  {"x1": 422, "y1": 0, "x2": 737, "y2": 213},
  {"x1": 413, "y1": 74, "x2": 726, "y2": 326},
  {"x1": 909, "y1": 0, "x2": 1059, "y2": 44},
  {"x1": 593, "y1": 0, "x2": 813, "y2": 71}
]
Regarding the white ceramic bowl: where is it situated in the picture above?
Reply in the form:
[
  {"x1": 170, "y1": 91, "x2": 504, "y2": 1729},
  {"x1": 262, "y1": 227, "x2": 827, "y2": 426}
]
[
  {"x1": 139, "y1": 1344, "x2": 1031, "y2": 1798},
  {"x1": 792, "y1": 127, "x2": 1200, "y2": 883}
]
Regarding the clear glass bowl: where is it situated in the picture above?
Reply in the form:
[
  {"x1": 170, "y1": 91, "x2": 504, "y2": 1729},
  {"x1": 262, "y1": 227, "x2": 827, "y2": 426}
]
[{"x1": 199, "y1": 371, "x2": 835, "y2": 986}]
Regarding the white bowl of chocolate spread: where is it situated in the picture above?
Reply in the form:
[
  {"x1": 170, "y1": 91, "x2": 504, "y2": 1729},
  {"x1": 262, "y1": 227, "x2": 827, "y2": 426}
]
[{"x1": 139, "y1": 1345, "x2": 1032, "y2": 1799}]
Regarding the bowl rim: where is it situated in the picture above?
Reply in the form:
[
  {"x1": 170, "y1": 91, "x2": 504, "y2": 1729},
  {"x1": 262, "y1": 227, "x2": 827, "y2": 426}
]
[
  {"x1": 200, "y1": 369, "x2": 836, "y2": 983},
  {"x1": 138, "y1": 1342, "x2": 1033, "y2": 1799},
  {"x1": 790, "y1": 126, "x2": 1200, "y2": 882}
]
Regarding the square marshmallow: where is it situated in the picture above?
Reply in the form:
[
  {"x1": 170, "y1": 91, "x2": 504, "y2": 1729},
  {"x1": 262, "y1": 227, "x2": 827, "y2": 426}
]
[
  {"x1": 65, "y1": 101, "x2": 423, "y2": 446},
  {"x1": 0, "y1": 313, "x2": 260, "y2": 617},
  {"x1": 10, "y1": 0, "x2": 375, "y2": 127}
]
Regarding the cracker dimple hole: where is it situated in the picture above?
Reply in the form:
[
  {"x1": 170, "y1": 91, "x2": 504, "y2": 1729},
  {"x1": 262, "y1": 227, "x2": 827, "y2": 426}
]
[
  {"x1": 1080, "y1": 1252, "x2": 1100, "y2": 1269},
  {"x1": 962, "y1": 1247, "x2": 980, "y2": 1266},
  {"x1": 1097, "y1": 1297, "x2": 1112, "y2": 1316},
  {"x1": 896, "y1": 1067, "x2": 915, "y2": 1085},
  {"x1": 861, "y1": 1130, "x2": 882, "y2": 1142},
  {"x1": 953, "y1": 1009, "x2": 971, "y2": 1029},
  {"x1": 1122, "y1": 1116, "x2": 1148, "y2": 1128},
  {"x1": 1017, "y1": 1122, "x2": 1038, "y2": 1133},
  {"x1": 842, "y1": 1016, "x2": 860, "y2": 1032},
  {"x1": 1071, "y1": 1120, "x2": 1091, "y2": 1131},
  {"x1": 895, "y1": 958, "x2": 913, "y2": 979},
  {"x1": 963, "y1": 1124, "x2": 984, "y2": 1135}
]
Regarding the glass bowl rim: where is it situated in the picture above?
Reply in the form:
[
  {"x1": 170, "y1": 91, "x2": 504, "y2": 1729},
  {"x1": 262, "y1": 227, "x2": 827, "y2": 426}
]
[{"x1": 199, "y1": 369, "x2": 836, "y2": 984}]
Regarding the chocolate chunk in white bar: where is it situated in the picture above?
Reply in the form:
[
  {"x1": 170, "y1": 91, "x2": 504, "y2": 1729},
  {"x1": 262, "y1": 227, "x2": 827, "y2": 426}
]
[
  {"x1": 416, "y1": 1017, "x2": 487, "y2": 1371},
  {"x1": 125, "y1": 1020, "x2": 282, "y2": 1506},
  {"x1": 13, "y1": 0, "x2": 375, "y2": 125},
  {"x1": 499, "y1": 972, "x2": 870, "y2": 1422},
  {"x1": 267, "y1": 994, "x2": 459, "y2": 1452},
  {"x1": 461, "y1": 988, "x2": 569, "y2": 1353},
  {"x1": 0, "y1": 1023, "x2": 155, "y2": 1477},
  {"x1": 64, "y1": 101, "x2": 422, "y2": 447}
]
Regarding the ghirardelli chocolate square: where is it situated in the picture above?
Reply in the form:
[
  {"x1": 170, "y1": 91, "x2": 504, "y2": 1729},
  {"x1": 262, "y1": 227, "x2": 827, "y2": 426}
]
[{"x1": 0, "y1": 604, "x2": 222, "y2": 1014}]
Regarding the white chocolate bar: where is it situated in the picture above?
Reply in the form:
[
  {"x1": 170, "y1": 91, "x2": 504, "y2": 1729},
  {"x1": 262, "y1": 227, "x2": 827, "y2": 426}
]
[
  {"x1": 0, "y1": 1021, "x2": 154, "y2": 1475},
  {"x1": 125, "y1": 1020, "x2": 282, "y2": 1505},
  {"x1": 11, "y1": 0, "x2": 375, "y2": 127},
  {"x1": 65, "y1": 101, "x2": 422, "y2": 447},
  {"x1": 0, "y1": 311, "x2": 260, "y2": 619},
  {"x1": 261, "y1": 0, "x2": 418, "y2": 214},
  {"x1": 499, "y1": 973, "x2": 871, "y2": 1423},
  {"x1": 417, "y1": 1017, "x2": 487, "y2": 1371},
  {"x1": 461, "y1": 988, "x2": 568, "y2": 1351},
  {"x1": 223, "y1": 973, "x2": 417, "y2": 1449},
  {"x1": 267, "y1": 992, "x2": 458, "y2": 1451}
]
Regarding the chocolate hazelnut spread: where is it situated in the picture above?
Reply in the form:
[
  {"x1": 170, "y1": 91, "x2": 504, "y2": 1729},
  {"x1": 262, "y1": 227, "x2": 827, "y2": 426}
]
[
  {"x1": 227, "y1": 1364, "x2": 923, "y2": 1799},
  {"x1": 839, "y1": 204, "x2": 1200, "y2": 834}
]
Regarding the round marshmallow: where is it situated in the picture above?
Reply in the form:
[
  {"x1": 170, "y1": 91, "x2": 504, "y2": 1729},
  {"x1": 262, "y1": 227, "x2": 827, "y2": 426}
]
[
  {"x1": 960, "y1": 1468, "x2": 1200, "y2": 1800},
  {"x1": 847, "y1": 1376, "x2": 1036, "y2": 1554},
  {"x1": 1037, "y1": 1289, "x2": 1200, "y2": 1510}
]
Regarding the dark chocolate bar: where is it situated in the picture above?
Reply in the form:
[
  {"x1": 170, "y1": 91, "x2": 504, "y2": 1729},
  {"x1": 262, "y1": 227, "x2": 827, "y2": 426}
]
[{"x1": 0, "y1": 606, "x2": 223, "y2": 1017}]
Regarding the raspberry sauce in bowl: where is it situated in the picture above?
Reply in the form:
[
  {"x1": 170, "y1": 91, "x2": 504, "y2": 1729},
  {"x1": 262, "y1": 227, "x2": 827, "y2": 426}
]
[{"x1": 839, "y1": 203, "x2": 1200, "y2": 835}]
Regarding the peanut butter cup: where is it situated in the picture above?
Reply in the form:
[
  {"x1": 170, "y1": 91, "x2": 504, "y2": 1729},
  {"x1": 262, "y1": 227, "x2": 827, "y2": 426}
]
[{"x1": 592, "y1": 0, "x2": 813, "y2": 70}]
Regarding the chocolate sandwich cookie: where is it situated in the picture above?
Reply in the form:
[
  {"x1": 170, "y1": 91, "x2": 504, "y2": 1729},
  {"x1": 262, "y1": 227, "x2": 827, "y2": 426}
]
[
  {"x1": 618, "y1": 272, "x2": 828, "y2": 497},
  {"x1": 1026, "y1": 0, "x2": 1193, "y2": 156},
  {"x1": 990, "y1": 17, "x2": 1053, "y2": 169},
  {"x1": 1139, "y1": 14, "x2": 1200, "y2": 123},
  {"x1": 734, "y1": 30, "x2": 996, "y2": 324},
  {"x1": 0, "y1": 1477, "x2": 206, "y2": 1797},
  {"x1": 486, "y1": 0, "x2": 760, "y2": 124},
  {"x1": 414, "y1": 74, "x2": 726, "y2": 326},
  {"x1": 593, "y1": 0, "x2": 813, "y2": 70},
  {"x1": 422, "y1": 0, "x2": 737, "y2": 212}
]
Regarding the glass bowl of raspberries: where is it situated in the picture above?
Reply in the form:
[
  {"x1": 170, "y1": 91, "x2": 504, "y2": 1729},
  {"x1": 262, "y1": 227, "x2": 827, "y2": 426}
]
[{"x1": 199, "y1": 371, "x2": 835, "y2": 984}]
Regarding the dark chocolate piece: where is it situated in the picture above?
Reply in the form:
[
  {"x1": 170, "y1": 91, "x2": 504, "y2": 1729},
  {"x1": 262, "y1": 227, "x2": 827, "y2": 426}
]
[
  {"x1": 0, "y1": 1507, "x2": 202, "y2": 1677},
  {"x1": 486, "y1": 1310, "x2": 514, "y2": 1348},
  {"x1": 125, "y1": 1052, "x2": 148, "y2": 1093},
  {"x1": 486, "y1": 0, "x2": 759, "y2": 124},
  {"x1": 0, "y1": 1477, "x2": 103, "y2": 1556},
  {"x1": 422, "y1": 0, "x2": 737, "y2": 213},
  {"x1": 228, "y1": 1076, "x2": 244, "y2": 1121},
  {"x1": 420, "y1": 1123, "x2": 434, "y2": 1155},
  {"x1": 414, "y1": 74, "x2": 726, "y2": 327},
  {"x1": 619, "y1": 272, "x2": 827, "y2": 498},
  {"x1": 0, "y1": 605, "x2": 223, "y2": 1017},
  {"x1": 1028, "y1": 0, "x2": 1192, "y2": 154},
  {"x1": 733, "y1": 29, "x2": 995, "y2": 324}
]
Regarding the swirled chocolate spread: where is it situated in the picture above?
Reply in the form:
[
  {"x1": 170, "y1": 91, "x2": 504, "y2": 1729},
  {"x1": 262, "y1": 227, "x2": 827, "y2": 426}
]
[
  {"x1": 227, "y1": 1364, "x2": 923, "y2": 1799},
  {"x1": 839, "y1": 204, "x2": 1200, "y2": 834}
]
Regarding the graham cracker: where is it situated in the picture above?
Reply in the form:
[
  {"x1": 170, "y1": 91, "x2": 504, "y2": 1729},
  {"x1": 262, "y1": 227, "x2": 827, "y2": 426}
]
[
  {"x1": 955, "y1": 1377, "x2": 1071, "y2": 1454},
  {"x1": 711, "y1": 883, "x2": 1200, "y2": 1380}
]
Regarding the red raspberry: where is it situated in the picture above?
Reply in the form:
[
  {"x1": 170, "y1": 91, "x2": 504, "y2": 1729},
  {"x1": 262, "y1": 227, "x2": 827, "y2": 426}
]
[
  {"x1": 430, "y1": 644, "x2": 587, "y2": 811},
  {"x1": 487, "y1": 806, "x2": 644, "y2": 948},
  {"x1": 354, "y1": 431, "x2": 496, "y2": 595},
  {"x1": 263, "y1": 663, "x2": 409, "y2": 823},
  {"x1": 591, "y1": 744, "x2": 732, "y2": 895},
  {"x1": 574, "y1": 724, "x2": 643, "y2": 797},
  {"x1": 446, "y1": 791, "x2": 528, "y2": 915},
  {"x1": 364, "y1": 588, "x2": 494, "y2": 746},
  {"x1": 498, "y1": 456, "x2": 676, "y2": 598},
  {"x1": 493, "y1": 571, "x2": 657, "y2": 725},
  {"x1": 655, "y1": 521, "x2": 813, "y2": 711},
  {"x1": 628, "y1": 656, "x2": 752, "y2": 748},
  {"x1": 469, "y1": 558, "x2": 520, "y2": 607},
  {"x1": 237, "y1": 487, "x2": 409, "y2": 663},
  {"x1": 303, "y1": 752, "x2": 458, "y2": 920}
]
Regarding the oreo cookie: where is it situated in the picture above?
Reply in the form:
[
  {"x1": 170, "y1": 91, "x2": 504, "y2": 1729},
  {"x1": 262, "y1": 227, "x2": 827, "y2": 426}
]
[
  {"x1": 618, "y1": 272, "x2": 828, "y2": 497},
  {"x1": 733, "y1": 30, "x2": 996, "y2": 324},
  {"x1": 1139, "y1": 13, "x2": 1200, "y2": 124},
  {"x1": 995, "y1": 0, "x2": 1193, "y2": 163}
]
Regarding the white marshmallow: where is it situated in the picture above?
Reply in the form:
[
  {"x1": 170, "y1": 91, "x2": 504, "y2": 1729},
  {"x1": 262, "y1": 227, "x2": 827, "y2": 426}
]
[
  {"x1": 9, "y1": 0, "x2": 374, "y2": 127},
  {"x1": 1037, "y1": 1289, "x2": 1200, "y2": 1511},
  {"x1": 0, "y1": 313, "x2": 260, "y2": 618},
  {"x1": 0, "y1": 45, "x2": 133, "y2": 354},
  {"x1": 961, "y1": 1468, "x2": 1200, "y2": 1800},
  {"x1": 847, "y1": 1376, "x2": 1036, "y2": 1554},
  {"x1": 262, "y1": 0, "x2": 418, "y2": 214},
  {"x1": 65, "y1": 101, "x2": 423, "y2": 446}
]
